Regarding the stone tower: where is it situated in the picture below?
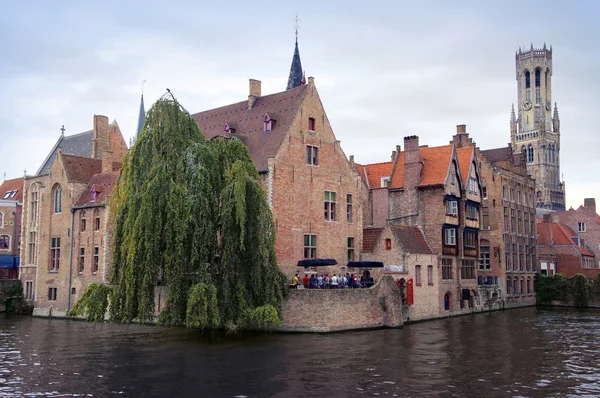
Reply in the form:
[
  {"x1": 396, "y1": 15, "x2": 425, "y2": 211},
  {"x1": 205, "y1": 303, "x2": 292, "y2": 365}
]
[{"x1": 511, "y1": 43, "x2": 565, "y2": 211}]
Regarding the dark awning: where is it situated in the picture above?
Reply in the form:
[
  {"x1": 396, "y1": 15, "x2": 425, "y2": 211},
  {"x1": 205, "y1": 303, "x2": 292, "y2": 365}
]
[
  {"x1": 0, "y1": 255, "x2": 17, "y2": 268},
  {"x1": 347, "y1": 261, "x2": 384, "y2": 268},
  {"x1": 297, "y1": 259, "x2": 338, "y2": 267}
]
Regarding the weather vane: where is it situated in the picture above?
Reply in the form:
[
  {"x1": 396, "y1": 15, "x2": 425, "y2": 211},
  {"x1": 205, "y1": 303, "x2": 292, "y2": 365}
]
[{"x1": 294, "y1": 15, "x2": 300, "y2": 43}]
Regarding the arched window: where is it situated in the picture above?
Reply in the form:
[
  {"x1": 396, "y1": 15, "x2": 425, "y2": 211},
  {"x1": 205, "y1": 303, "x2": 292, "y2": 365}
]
[
  {"x1": 527, "y1": 277, "x2": 531, "y2": 294},
  {"x1": 535, "y1": 68, "x2": 541, "y2": 87},
  {"x1": 527, "y1": 145, "x2": 534, "y2": 163},
  {"x1": 525, "y1": 70, "x2": 531, "y2": 89},
  {"x1": 415, "y1": 265, "x2": 421, "y2": 285},
  {"x1": 507, "y1": 277, "x2": 511, "y2": 295},
  {"x1": 53, "y1": 185, "x2": 62, "y2": 213},
  {"x1": 513, "y1": 278, "x2": 518, "y2": 295},
  {"x1": 521, "y1": 279, "x2": 525, "y2": 295},
  {"x1": 427, "y1": 265, "x2": 433, "y2": 285},
  {"x1": 30, "y1": 183, "x2": 39, "y2": 223},
  {"x1": 444, "y1": 292, "x2": 451, "y2": 311}
]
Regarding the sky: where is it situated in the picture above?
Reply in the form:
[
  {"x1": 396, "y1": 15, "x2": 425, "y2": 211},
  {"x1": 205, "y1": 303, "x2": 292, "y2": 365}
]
[{"x1": 1, "y1": 0, "x2": 598, "y2": 209}]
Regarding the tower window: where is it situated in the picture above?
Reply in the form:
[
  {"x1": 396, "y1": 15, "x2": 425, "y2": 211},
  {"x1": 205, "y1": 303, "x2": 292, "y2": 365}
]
[
  {"x1": 536, "y1": 90, "x2": 541, "y2": 104},
  {"x1": 525, "y1": 71, "x2": 531, "y2": 89},
  {"x1": 535, "y1": 68, "x2": 541, "y2": 87}
]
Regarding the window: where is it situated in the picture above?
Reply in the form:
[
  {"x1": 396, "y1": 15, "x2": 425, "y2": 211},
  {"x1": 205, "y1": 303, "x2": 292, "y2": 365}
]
[
  {"x1": 50, "y1": 237, "x2": 60, "y2": 271},
  {"x1": 517, "y1": 190, "x2": 521, "y2": 204},
  {"x1": 510, "y1": 188, "x2": 514, "y2": 202},
  {"x1": 444, "y1": 228, "x2": 456, "y2": 246},
  {"x1": 381, "y1": 176, "x2": 390, "y2": 187},
  {"x1": 0, "y1": 235, "x2": 9, "y2": 249},
  {"x1": 451, "y1": 172, "x2": 456, "y2": 185},
  {"x1": 511, "y1": 209, "x2": 516, "y2": 233},
  {"x1": 0, "y1": 213, "x2": 2, "y2": 225},
  {"x1": 517, "y1": 210, "x2": 522, "y2": 234},
  {"x1": 308, "y1": 117, "x2": 315, "y2": 131},
  {"x1": 48, "y1": 287, "x2": 57, "y2": 301},
  {"x1": 303, "y1": 234, "x2": 316, "y2": 259},
  {"x1": 468, "y1": 178, "x2": 478, "y2": 194},
  {"x1": 93, "y1": 247, "x2": 99, "y2": 273},
  {"x1": 54, "y1": 185, "x2": 62, "y2": 213},
  {"x1": 324, "y1": 191, "x2": 336, "y2": 221},
  {"x1": 482, "y1": 208, "x2": 489, "y2": 230},
  {"x1": 415, "y1": 265, "x2": 422, "y2": 285},
  {"x1": 30, "y1": 184, "x2": 39, "y2": 223},
  {"x1": 525, "y1": 70, "x2": 531, "y2": 89},
  {"x1": 25, "y1": 281, "x2": 33, "y2": 300},
  {"x1": 28, "y1": 232, "x2": 36, "y2": 263},
  {"x1": 81, "y1": 219, "x2": 87, "y2": 232},
  {"x1": 346, "y1": 194, "x2": 353, "y2": 222},
  {"x1": 504, "y1": 207, "x2": 509, "y2": 232},
  {"x1": 527, "y1": 278, "x2": 531, "y2": 294},
  {"x1": 427, "y1": 265, "x2": 433, "y2": 285},
  {"x1": 94, "y1": 217, "x2": 100, "y2": 230},
  {"x1": 535, "y1": 68, "x2": 541, "y2": 87},
  {"x1": 503, "y1": 186, "x2": 507, "y2": 200},
  {"x1": 512, "y1": 243, "x2": 517, "y2": 270},
  {"x1": 263, "y1": 114, "x2": 273, "y2": 132},
  {"x1": 464, "y1": 230, "x2": 477, "y2": 249},
  {"x1": 442, "y1": 258, "x2": 453, "y2": 280},
  {"x1": 525, "y1": 246, "x2": 530, "y2": 270},
  {"x1": 347, "y1": 237, "x2": 355, "y2": 261},
  {"x1": 482, "y1": 186, "x2": 487, "y2": 200},
  {"x1": 523, "y1": 192, "x2": 527, "y2": 206},
  {"x1": 78, "y1": 248, "x2": 85, "y2": 273},
  {"x1": 90, "y1": 188, "x2": 97, "y2": 202},
  {"x1": 524, "y1": 212, "x2": 529, "y2": 235},
  {"x1": 520, "y1": 279, "x2": 525, "y2": 295},
  {"x1": 385, "y1": 238, "x2": 392, "y2": 250},
  {"x1": 466, "y1": 204, "x2": 478, "y2": 220},
  {"x1": 578, "y1": 222, "x2": 586, "y2": 232},
  {"x1": 519, "y1": 244, "x2": 523, "y2": 270},
  {"x1": 446, "y1": 200, "x2": 458, "y2": 216},
  {"x1": 461, "y1": 259, "x2": 475, "y2": 280},
  {"x1": 505, "y1": 239, "x2": 510, "y2": 270},
  {"x1": 479, "y1": 244, "x2": 490, "y2": 270},
  {"x1": 306, "y1": 146, "x2": 318, "y2": 165},
  {"x1": 526, "y1": 90, "x2": 531, "y2": 102},
  {"x1": 72, "y1": 287, "x2": 76, "y2": 295},
  {"x1": 527, "y1": 145, "x2": 534, "y2": 163}
]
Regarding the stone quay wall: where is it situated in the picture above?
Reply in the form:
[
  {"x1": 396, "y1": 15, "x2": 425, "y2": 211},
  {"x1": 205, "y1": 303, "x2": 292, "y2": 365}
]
[{"x1": 280, "y1": 275, "x2": 403, "y2": 332}]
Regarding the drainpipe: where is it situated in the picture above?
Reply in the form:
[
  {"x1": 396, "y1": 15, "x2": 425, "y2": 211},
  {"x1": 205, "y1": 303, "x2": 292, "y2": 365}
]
[{"x1": 67, "y1": 208, "x2": 75, "y2": 311}]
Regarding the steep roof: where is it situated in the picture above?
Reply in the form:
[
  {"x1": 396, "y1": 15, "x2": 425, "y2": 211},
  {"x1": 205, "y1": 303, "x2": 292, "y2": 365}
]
[
  {"x1": 362, "y1": 228, "x2": 383, "y2": 252},
  {"x1": 481, "y1": 146, "x2": 511, "y2": 163},
  {"x1": 37, "y1": 130, "x2": 94, "y2": 176},
  {"x1": 62, "y1": 154, "x2": 102, "y2": 183},
  {"x1": 192, "y1": 84, "x2": 308, "y2": 172},
  {"x1": 390, "y1": 225, "x2": 433, "y2": 254},
  {"x1": 537, "y1": 222, "x2": 595, "y2": 257},
  {"x1": 286, "y1": 39, "x2": 304, "y2": 90},
  {"x1": 456, "y1": 147, "x2": 474, "y2": 187},
  {"x1": 0, "y1": 178, "x2": 24, "y2": 202},
  {"x1": 419, "y1": 145, "x2": 454, "y2": 186},
  {"x1": 356, "y1": 162, "x2": 392, "y2": 189},
  {"x1": 74, "y1": 172, "x2": 118, "y2": 207}
]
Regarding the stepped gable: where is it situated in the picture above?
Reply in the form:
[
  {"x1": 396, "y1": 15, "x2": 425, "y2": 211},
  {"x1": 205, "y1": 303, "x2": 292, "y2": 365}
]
[
  {"x1": 192, "y1": 84, "x2": 308, "y2": 172},
  {"x1": 390, "y1": 225, "x2": 433, "y2": 254},
  {"x1": 37, "y1": 130, "x2": 94, "y2": 176},
  {"x1": 74, "y1": 171, "x2": 119, "y2": 207},
  {"x1": 362, "y1": 228, "x2": 384, "y2": 252},
  {"x1": 62, "y1": 154, "x2": 102, "y2": 183},
  {"x1": 0, "y1": 178, "x2": 24, "y2": 202}
]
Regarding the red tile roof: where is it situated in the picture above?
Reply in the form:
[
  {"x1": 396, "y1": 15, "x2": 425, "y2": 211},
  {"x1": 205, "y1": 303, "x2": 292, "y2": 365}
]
[
  {"x1": 537, "y1": 221, "x2": 595, "y2": 257},
  {"x1": 62, "y1": 154, "x2": 102, "y2": 184},
  {"x1": 362, "y1": 228, "x2": 383, "y2": 251},
  {"x1": 456, "y1": 147, "x2": 474, "y2": 187},
  {"x1": 0, "y1": 178, "x2": 24, "y2": 202},
  {"x1": 419, "y1": 145, "x2": 453, "y2": 186},
  {"x1": 74, "y1": 172, "x2": 118, "y2": 207},
  {"x1": 390, "y1": 225, "x2": 433, "y2": 254},
  {"x1": 356, "y1": 162, "x2": 392, "y2": 189},
  {"x1": 192, "y1": 85, "x2": 308, "y2": 172}
]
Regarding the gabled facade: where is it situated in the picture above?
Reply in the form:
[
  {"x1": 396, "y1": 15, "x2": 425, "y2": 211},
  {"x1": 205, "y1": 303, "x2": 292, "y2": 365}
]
[
  {"x1": 192, "y1": 78, "x2": 365, "y2": 278},
  {"x1": 358, "y1": 132, "x2": 486, "y2": 314},
  {"x1": 20, "y1": 115, "x2": 127, "y2": 316},
  {"x1": 452, "y1": 125, "x2": 537, "y2": 307},
  {"x1": 0, "y1": 177, "x2": 24, "y2": 280},
  {"x1": 537, "y1": 214, "x2": 596, "y2": 278},
  {"x1": 555, "y1": 198, "x2": 600, "y2": 268}
]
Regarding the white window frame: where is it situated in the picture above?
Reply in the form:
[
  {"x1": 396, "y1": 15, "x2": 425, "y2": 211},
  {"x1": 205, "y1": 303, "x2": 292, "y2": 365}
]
[
  {"x1": 380, "y1": 176, "x2": 390, "y2": 187},
  {"x1": 578, "y1": 222, "x2": 586, "y2": 232},
  {"x1": 444, "y1": 228, "x2": 456, "y2": 246},
  {"x1": 446, "y1": 200, "x2": 458, "y2": 216}
]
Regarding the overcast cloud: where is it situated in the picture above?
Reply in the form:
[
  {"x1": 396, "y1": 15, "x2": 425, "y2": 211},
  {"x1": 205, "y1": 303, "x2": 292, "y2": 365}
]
[{"x1": 1, "y1": 0, "x2": 598, "y2": 209}]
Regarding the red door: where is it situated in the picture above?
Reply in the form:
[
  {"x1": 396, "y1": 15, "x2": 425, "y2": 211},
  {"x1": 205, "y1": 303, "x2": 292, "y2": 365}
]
[{"x1": 407, "y1": 278, "x2": 414, "y2": 305}]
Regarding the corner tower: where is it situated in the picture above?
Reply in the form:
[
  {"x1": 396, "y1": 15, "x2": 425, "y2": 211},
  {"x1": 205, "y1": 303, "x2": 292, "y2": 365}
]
[{"x1": 511, "y1": 43, "x2": 565, "y2": 211}]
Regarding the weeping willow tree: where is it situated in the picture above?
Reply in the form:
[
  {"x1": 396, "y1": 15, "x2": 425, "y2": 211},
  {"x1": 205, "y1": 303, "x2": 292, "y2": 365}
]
[{"x1": 107, "y1": 93, "x2": 287, "y2": 329}]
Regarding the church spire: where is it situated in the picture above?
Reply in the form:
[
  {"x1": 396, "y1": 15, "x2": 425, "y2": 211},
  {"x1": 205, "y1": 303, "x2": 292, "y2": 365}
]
[
  {"x1": 510, "y1": 103, "x2": 516, "y2": 124},
  {"x1": 132, "y1": 81, "x2": 146, "y2": 147},
  {"x1": 286, "y1": 16, "x2": 304, "y2": 90}
]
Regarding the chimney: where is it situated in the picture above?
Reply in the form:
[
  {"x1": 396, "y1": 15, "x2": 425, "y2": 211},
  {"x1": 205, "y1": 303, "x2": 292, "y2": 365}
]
[
  {"x1": 349, "y1": 155, "x2": 354, "y2": 165},
  {"x1": 308, "y1": 76, "x2": 314, "y2": 85},
  {"x1": 391, "y1": 150, "x2": 396, "y2": 161},
  {"x1": 92, "y1": 115, "x2": 109, "y2": 159},
  {"x1": 403, "y1": 135, "x2": 422, "y2": 190},
  {"x1": 456, "y1": 124, "x2": 467, "y2": 134},
  {"x1": 584, "y1": 198, "x2": 596, "y2": 213},
  {"x1": 542, "y1": 214, "x2": 552, "y2": 223},
  {"x1": 248, "y1": 79, "x2": 261, "y2": 109},
  {"x1": 101, "y1": 152, "x2": 113, "y2": 174}
]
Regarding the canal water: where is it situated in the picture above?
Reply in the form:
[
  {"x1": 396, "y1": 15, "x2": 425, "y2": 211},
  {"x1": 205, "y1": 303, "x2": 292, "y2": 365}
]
[{"x1": 1, "y1": 307, "x2": 599, "y2": 397}]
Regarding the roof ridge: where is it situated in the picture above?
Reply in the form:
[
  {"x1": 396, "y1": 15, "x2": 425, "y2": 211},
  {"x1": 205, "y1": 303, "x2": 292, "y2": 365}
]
[{"x1": 64, "y1": 129, "x2": 94, "y2": 138}]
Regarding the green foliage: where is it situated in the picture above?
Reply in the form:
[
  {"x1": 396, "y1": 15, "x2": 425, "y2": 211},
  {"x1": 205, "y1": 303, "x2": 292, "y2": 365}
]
[
  {"x1": 108, "y1": 94, "x2": 287, "y2": 330},
  {"x1": 535, "y1": 273, "x2": 597, "y2": 307},
  {"x1": 67, "y1": 283, "x2": 112, "y2": 322},
  {"x1": 244, "y1": 305, "x2": 282, "y2": 330}
]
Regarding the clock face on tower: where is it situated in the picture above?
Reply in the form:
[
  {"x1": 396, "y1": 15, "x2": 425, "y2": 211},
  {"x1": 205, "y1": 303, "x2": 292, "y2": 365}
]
[
  {"x1": 523, "y1": 100, "x2": 532, "y2": 111},
  {"x1": 546, "y1": 101, "x2": 551, "y2": 111}
]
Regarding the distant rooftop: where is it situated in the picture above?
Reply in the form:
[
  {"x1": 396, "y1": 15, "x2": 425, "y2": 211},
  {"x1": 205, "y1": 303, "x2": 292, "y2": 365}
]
[{"x1": 36, "y1": 130, "x2": 94, "y2": 176}]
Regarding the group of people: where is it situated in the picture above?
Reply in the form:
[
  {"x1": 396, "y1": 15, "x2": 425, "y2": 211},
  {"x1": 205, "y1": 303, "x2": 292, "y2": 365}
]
[{"x1": 290, "y1": 270, "x2": 375, "y2": 289}]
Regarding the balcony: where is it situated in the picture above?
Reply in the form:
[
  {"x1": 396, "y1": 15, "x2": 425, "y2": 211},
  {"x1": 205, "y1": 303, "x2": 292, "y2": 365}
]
[{"x1": 478, "y1": 276, "x2": 498, "y2": 286}]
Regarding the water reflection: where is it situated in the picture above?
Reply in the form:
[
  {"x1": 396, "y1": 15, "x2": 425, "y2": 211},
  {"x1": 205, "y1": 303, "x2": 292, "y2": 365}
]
[{"x1": 1, "y1": 307, "x2": 599, "y2": 397}]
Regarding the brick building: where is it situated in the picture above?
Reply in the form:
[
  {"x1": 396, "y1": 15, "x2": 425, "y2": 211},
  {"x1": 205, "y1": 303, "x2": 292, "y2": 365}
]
[
  {"x1": 0, "y1": 178, "x2": 23, "y2": 280},
  {"x1": 357, "y1": 133, "x2": 485, "y2": 314},
  {"x1": 452, "y1": 125, "x2": 537, "y2": 306},
  {"x1": 191, "y1": 43, "x2": 364, "y2": 278},
  {"x1": 537, "y1": 214, "x2": 596, "y2": 278},
  {"x1": 555, "y1": 198, "x2": 600, "y2": 268},
  {"x1": 20, "y1": 115, "x2": 127, "y2": 316}
]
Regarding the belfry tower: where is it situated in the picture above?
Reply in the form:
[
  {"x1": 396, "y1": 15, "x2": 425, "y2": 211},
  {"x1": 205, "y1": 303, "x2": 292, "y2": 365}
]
[{"x1": 511, "y1": 43, "x2": 565, "y2": 211}]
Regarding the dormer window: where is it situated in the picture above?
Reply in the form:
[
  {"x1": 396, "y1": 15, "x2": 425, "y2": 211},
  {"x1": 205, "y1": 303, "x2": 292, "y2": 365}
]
[
  {"x1": 380, "y1": 176, "x2": 390, "y2": 187},
  {"x1": 90, "y1": 184, "x2": 102, "y2": 202},
  {"x1": 223, "y1": 123, "x2": 236, "y2": 134},
  {"x1": 263, "y1": 113, "x2": 275, "y2": 132}
]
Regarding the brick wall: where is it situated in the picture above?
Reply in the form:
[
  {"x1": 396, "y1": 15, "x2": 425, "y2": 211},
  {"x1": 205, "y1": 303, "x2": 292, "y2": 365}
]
[
  {"x1": 280, "y1": 275, "x2": 402, "y2": 332},
  {"x1": 557, "y1": 199, "x2": 600, "y2": 265}
]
